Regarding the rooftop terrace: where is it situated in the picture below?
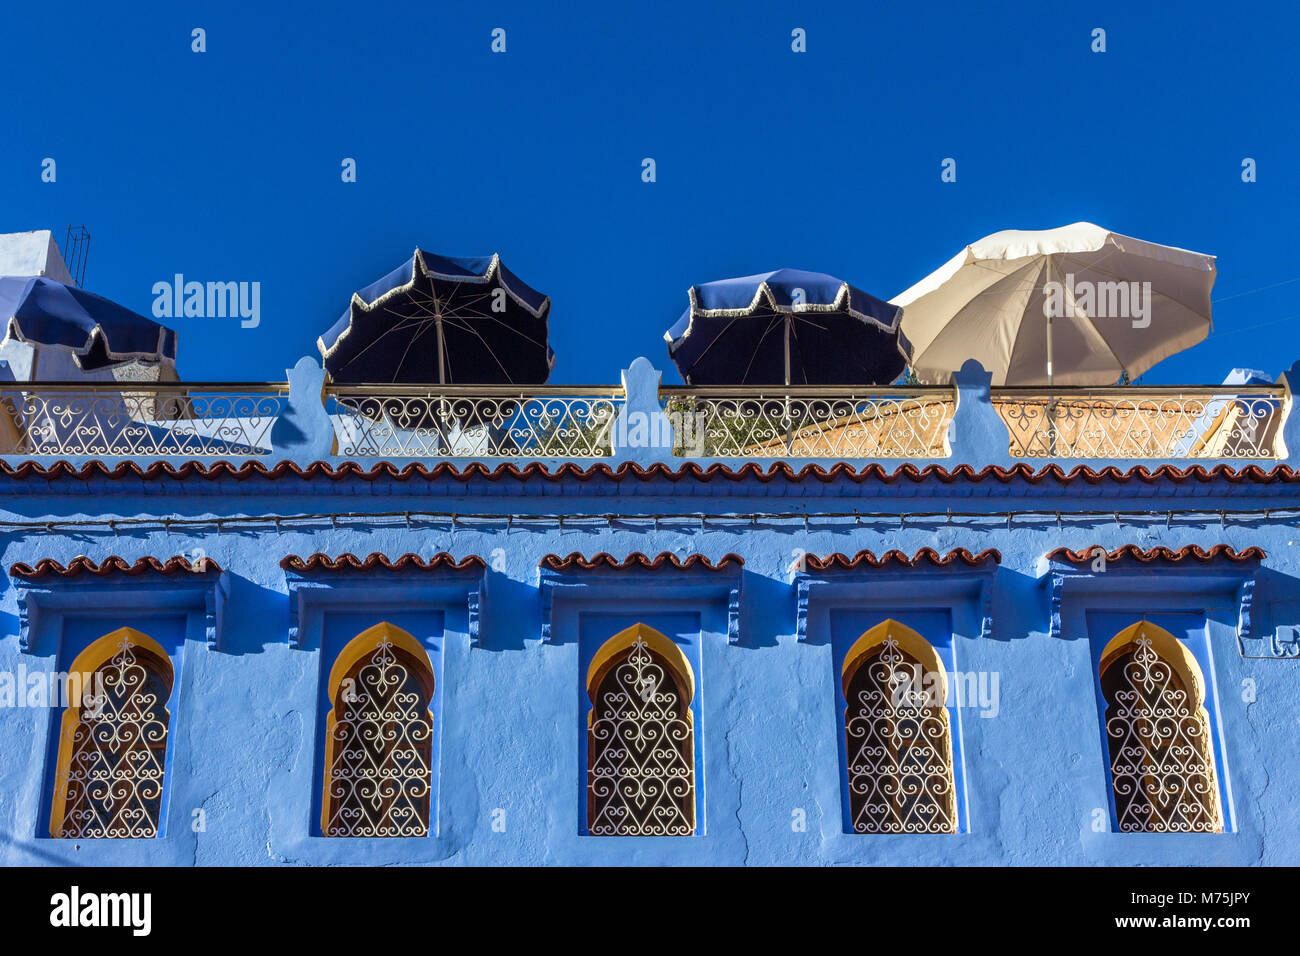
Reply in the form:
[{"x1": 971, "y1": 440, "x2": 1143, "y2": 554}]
[{"x1": 0, "y1": 356, "x2": 1294, "y2": 473}]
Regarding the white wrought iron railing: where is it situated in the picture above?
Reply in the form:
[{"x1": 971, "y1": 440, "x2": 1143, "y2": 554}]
[
  {"x1": 660, "y1": 386, "x2": 955, "y2": 458},
  {"x1": 992, "y1": 386, "x2": 1288, "y2": 459},
  {"x1": 0, "y1": 383, "x2": 287, "y2": 458},
  {"x1": 326, "y1": 385, "x2": 625, "y2": 459},
  {"x1": 0, "y1": 378, "x2": 1289, "y2": 465}
]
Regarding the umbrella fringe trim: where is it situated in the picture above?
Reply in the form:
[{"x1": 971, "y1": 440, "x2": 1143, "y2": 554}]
[
  {"x1": 3, "y1": 318, "x2": 177, "y2": 369},
  {"x1": 666, "y1": 281, "x2": 911, "y2": 373}
]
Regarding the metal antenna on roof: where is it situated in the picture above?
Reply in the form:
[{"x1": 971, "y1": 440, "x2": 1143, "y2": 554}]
[{"x1": 62, "y1": 225, "x2": 91, "y2": 287}]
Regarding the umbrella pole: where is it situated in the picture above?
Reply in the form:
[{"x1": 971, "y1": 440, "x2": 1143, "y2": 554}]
[
  {"x1": 1046, "y1": 261, "x2": 1058, "y2": 457},
  {"x1": 1047, "y1": 310, "x2": 1058, "y2": 455},
  {"x1": 436, "y1": 313, "x2": 446, "y2": 386},
  {"x1": 784, "y1": 317, "x2": 793, "y2": 454},
  {"x1": 436, "y1": 313, "x2": 451, "y2": 452}
]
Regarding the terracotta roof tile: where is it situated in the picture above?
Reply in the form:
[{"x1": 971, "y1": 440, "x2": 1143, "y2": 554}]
[
  {"x1": 539, "y1": 552, "x2": 743, "y2": 571},
  {"x1": 0, "y1": 459, "x2": 1295, "y2": 485},
  {"x1": 10, "y1": 555, "x2": 220, "y2": 579},
  {"x1": 1046, "y1": 544, "x2": 1266, "y2": 565},
  {"x1": 280, "y1": 552, "x2": 486, "y2": 572},
  {"x1": 804, "y1": 547, "x2": 1001, "y2": 571}
]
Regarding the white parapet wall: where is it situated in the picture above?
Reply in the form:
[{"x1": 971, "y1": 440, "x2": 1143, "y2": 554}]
[{"x1": 0, "y1": 230, "x2": 75, "y2": 285}]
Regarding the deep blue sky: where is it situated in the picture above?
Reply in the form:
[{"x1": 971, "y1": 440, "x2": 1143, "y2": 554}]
[{"x1": 5, "y1": 1, "x2": 1299, "y2": 384}]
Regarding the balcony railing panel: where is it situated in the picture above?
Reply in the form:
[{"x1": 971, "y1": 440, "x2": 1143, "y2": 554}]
[
  {"x1": 660, "y1": 387, "x2": 955, "y2": 458},
  {"x1": 0, "y1": 384, "x2": 286, "y2": 459},
  {"x1": 0, "y1": 375, "x2": 1289, "y2": 466},
  {"x1": 992, "y1": 387, "x2": 1287, "y2": 459},
  {"x1": 326, "y1": 385, "x2": 625, "y2": 459}
]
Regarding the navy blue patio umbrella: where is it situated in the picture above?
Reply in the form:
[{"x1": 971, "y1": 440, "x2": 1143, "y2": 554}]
[
  {"x1": 664, "y1": 269, "x2": 911, "y2": 385},
  {"x1": 0, "y1": 275, "x2": 177, "y2": 372},
  {"x1": 319, "y1": 250, "x2": 555, "y2": 385}
]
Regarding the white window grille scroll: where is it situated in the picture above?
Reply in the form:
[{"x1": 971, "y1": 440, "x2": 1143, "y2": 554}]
[
  {"x1": 1102, "y1": 634, "x2": 1223, "y2": 833},
  {"x1": 1, "y1": 385, "x2": 285, "y2": 459},
  {"x1": 992, "y1": 388, "x2": 1285, "y2": 460},
  {"x1": 844, "y1": 637, "x2": 957, "y2": 834},
  {"x1": 327, "y1": 387, "x2": 623, "y2": 459},
  {"x1": 323, "y1": 636, "x2": 434, "y2": 838},
  {"x1": 660, "y1": 387, "x2": 954, "y2": 459},
  {"x1": 54, "y1": 638, "x2": 171, "y2": 839},
  {"x1": 587, "y1": 635, "x2": 696, "y2": 836}
]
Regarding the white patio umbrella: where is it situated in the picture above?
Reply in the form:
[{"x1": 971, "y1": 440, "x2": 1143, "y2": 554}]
[{"x1": 891, "y1": 223, "x2": 1215, "y2": 386}]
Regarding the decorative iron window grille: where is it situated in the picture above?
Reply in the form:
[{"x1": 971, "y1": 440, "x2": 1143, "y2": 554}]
[
  {"x1": 1101, "y1": 630, "x2": 1223, "y2": 833},
  {"x1": 322, "y1": 632, "x2": 434, "y2": 842},
  {"x1": 587, "y1": 630, "x2": 695, "y2": 836},
  {"x1": 52, "y1": 631, "x2": 173, "y2": 839},
  {"x1": 844, "y1": 635, "x2": 957, "y2": 834},
  {"x1": 322, "y1": 630, "x2": 434, "y2": 838}
]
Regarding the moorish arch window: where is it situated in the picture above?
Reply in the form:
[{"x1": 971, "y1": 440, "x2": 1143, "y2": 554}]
[
  {"x1": 587, "y1": 623, "x2": 696, "y2": 836},
  {"x1": 50, "y1": 627, "x2": 174, "y2": 839},
  {"x1": 1100, "y1": 621, "x2": 1223, "y2": 833},
  {"x1": 842, "y1": 619, "x2": 957, "y2": 834},
  {"x1": 321, "y1": 622, "x2": 435, "y2": 838}
]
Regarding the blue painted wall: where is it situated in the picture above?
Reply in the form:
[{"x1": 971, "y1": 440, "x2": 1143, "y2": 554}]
[
  {"x1": 0, "y1": 466, "x2": 1295, "y2": 866},
  {"x1": 0, "y1": 360, "x2": 1296, "y2": 866}
]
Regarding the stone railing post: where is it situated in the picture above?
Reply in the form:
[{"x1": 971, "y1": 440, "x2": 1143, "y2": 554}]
[
  {"x1": 948, "y1": 359, "x2": 1015, "y2": 469},
  {"x1": 270, "y1": 356, "x2": 336, "y2": 466},
  {"x1": 1277, "y1": 359, "x2": 1300, "y2": 465},
  {"x1": 610, "y1": 356, "x2": 676, "y2": 467}
]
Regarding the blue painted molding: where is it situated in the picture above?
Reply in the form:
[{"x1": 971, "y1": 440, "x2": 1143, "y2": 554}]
[
  {"x1": 1238, "y1": 576, "x2": 1256, "y2": 649},
  {"x1": 1241, "y1": 596, "x2": 1300, "y2": 659},
  {"x1": 1037, "y1": 554, "x2": 1258, "y2": 643},
  {"x1": 14, "y1": 570, "x2": 229, "y2": 652},
  {"x1": 1245, "y1": 624, "x2": 1300, "y2": 659},
  {"x1": 284, "y1": 567, "x2": 485, "y2": 650},
  {"x1": 16, "y1": 595, "x2": 32, "y2": 652},
  {"x1": 795, "y1": 563, "x2": 997, "y2": 643},
  {"x1": 540, "y1": 565, "x2": 742, "y2": 644},
  {"x1": 269, "y1": 356, "x2": 336, "y2": 466}
]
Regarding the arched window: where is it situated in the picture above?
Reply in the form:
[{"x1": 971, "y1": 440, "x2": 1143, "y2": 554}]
[
  {"x1": 50, "y1": 627, "x2": 173, "y2": 839},
  {"x1": 843, "y1": 619, "x2": 956, "y2": 834},
  {"x1": 587, "y1": 623, "x2": 695, "y2": 836},
  {"x1": 1100, "y1": 621, "x2": 1223, "y2": 833},
  {"x1": 321, "y1": 622, "x2": 435, "y2": 838}
]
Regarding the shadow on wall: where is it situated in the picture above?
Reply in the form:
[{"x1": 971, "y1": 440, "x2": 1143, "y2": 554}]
[
  {"x1": 217, "y1": 575, "x2": 287, "y2": 657},
  {"x1": 737, "y1": 567, "x2": 784, "y2": 649},
  {"x1": 476, "y1": 569, "x2": 541, "y2": 652},
  {"x1": 987, "y1": 566, "x2": 1042, "y2": 643}
]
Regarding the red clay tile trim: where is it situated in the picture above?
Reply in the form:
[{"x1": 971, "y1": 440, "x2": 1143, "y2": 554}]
[
  {"x1": 539, "y1": 552, "x2": 743, "y2": 571},
  {"x1": 280, "y1": 552, "x2": 486, "y2": 572},
  {"x1": 804, "y1": 547, "x2": 1002, "y2": 571},
  {"x1": 9, "y1": 555, "x2": 221, "y2": 579},
  {"x1": 0, "y1": 459, "x2": 1296, "y2": 485},
  {"x1": 1046, "y1": 544, "x2": 1266, "y2": 564}
]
